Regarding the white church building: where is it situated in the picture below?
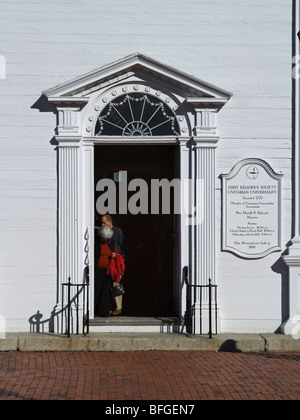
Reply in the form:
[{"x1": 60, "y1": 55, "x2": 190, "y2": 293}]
[{"x1": 0, "y1": 0, "x2": 299, "y2": 335}]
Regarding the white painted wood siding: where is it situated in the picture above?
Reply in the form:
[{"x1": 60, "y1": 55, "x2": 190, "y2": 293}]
[{"x1": 0, "y1": 0, "x2": 292, "y2": 332}]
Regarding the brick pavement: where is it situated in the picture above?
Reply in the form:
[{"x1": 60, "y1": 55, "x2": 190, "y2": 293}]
[{"x1": 0, "y1": 351, "x2": 300, "y2": 400}]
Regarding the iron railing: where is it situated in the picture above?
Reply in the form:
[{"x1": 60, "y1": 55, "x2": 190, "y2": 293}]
[
  {"x1": 61, "y1": 266, "x2": 90, "y2": 337},
  {"x1": 184, "y1": 266, "x2": 218, "y2": 338}
]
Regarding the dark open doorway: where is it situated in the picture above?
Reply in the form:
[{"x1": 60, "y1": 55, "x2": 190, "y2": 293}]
[{"x1": 94, "y1": 145, "x2": 177, "y2": 317}]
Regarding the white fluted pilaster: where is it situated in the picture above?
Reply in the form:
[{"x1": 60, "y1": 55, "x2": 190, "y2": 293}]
[
  {"x1": 81, "y1": 141, "x2": 95, "y2": 316},
  {"x1": 195, "y1": 143, "x2": 216, "y2": 289},
  {"x1": 58, "y1": 145, "x2": 80, "y2": 294},
  {"x1": 192, "y1": 137, "x2": 219, "y2": 334}
]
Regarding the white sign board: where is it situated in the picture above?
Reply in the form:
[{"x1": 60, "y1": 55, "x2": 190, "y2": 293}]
[{"x1": 222, "y1": 159, "x2": 283, "y2": 259}]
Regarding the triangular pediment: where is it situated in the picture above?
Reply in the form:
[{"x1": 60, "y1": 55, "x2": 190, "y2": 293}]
[{"x1": 43, "y1": 53, "x2": 232, "y2": 106}]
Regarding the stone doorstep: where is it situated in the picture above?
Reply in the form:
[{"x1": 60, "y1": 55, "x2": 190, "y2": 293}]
[
  {"x1": 1, "y1": 332, "x2": 300, "y2": 353},
  {"x1": 89, "y1": 316, "x2": 183, "y2": 333}
]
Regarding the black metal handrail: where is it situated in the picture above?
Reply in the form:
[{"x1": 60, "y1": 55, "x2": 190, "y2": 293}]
[
  {"x1": 61, "y1": 266, "x2": 90, "y2": 337},
  {"x1": 184, "y1": 266, "x2": 218, "y2": 338}
]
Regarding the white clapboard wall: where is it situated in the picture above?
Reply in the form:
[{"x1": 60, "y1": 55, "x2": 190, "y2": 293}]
[{"x1": 0, "y1": 0, "x2": 292, "y2": 332}]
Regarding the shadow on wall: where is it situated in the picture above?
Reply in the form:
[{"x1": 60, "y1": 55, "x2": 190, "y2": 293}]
[
  {"x1": 271, "y1": 255, "x2": 289, "y2": 333},
  {"x1": 31, "y1": 95, "x2": 56, "y2": 114},
  {"x1": 31, "y1": 95, "x2": 58, "y2": 145},
  {"x1": 28, "y1": 301, "x2": 81, "y2": 334},
  {"x1": 28, "y1": 268, "x2": 90, "y2": 335},
  {"x1": 28, "y1": 297, "x2": 86, "y2": 335},
  {"x1": 28, "y1": 309, "x2": 57, "y2": 334}
]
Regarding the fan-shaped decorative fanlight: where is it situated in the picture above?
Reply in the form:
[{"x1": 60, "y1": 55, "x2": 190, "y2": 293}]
[{"x1": 95, "y1": 93, "x2": 180, "y2": 136}]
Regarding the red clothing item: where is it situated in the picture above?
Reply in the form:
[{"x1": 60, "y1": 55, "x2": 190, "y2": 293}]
[
  {"x1": 97, "y1": 242, "x2": 112, "y2": 268},
  {"x1": 106, "y1": 253, "x2": 125, "y2": 283}
]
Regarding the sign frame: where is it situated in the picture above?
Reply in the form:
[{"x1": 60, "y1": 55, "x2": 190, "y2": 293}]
[{"x1": 221, "y1": 158, "x2": 283, "y2": 259}]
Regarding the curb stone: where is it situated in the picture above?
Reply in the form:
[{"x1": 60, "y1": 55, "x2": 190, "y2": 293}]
[{"x1": 1, "y1": 332, "x2": 300, "y2": 352}]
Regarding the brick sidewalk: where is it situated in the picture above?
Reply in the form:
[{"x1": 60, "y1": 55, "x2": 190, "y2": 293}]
[{"x1": 0, "y1": 351, "x2": 300, "y2": 400}]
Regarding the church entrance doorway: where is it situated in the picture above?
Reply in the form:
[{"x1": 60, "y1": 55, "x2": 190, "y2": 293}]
[{"x1": 94, "y1": 145, "x2": 177, "y2": 317}]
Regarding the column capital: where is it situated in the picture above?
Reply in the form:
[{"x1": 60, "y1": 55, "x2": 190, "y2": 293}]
[
  {"x1": 177, "y1": 137, "x2": 194, "y2": 149},
  {"x1": 55, "y1": 136, "x2": 81, "y2": 147},
  {"x1": 283, "y1": 237, "x2": 300, "y2": 265},
  {"x1": 192, "y1": 136, "x2": 220, "y2": 148},
  {"x1": 56, "y1": 106, "x2": 82, "y2": 136},
  {"x1": 193, "y1": 108, "x2": 218, "y2": 137}
]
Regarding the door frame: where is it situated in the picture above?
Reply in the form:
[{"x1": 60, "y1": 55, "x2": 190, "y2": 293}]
[
  {"x1": 56, "y1": 133, "x2": 220, "y2": 330},
  {"x1": 82, "y1": 137, "x2": 184, "y2": 320},
  {"x1": 93, "y1": 143, "x2": 179, "y2": 317}
]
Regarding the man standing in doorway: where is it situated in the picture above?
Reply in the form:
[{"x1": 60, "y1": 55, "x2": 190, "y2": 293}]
[
  {"x1": 101, "y1": 214, "x2": 127, "y2": 315},
  {"x1": 101, "y1": 214, "x2": 127, "y2": 261}
]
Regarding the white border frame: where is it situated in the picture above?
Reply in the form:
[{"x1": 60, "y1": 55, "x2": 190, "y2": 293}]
[{"x1": 222, "y1": 158, "x2": 283, "y2": 259}]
